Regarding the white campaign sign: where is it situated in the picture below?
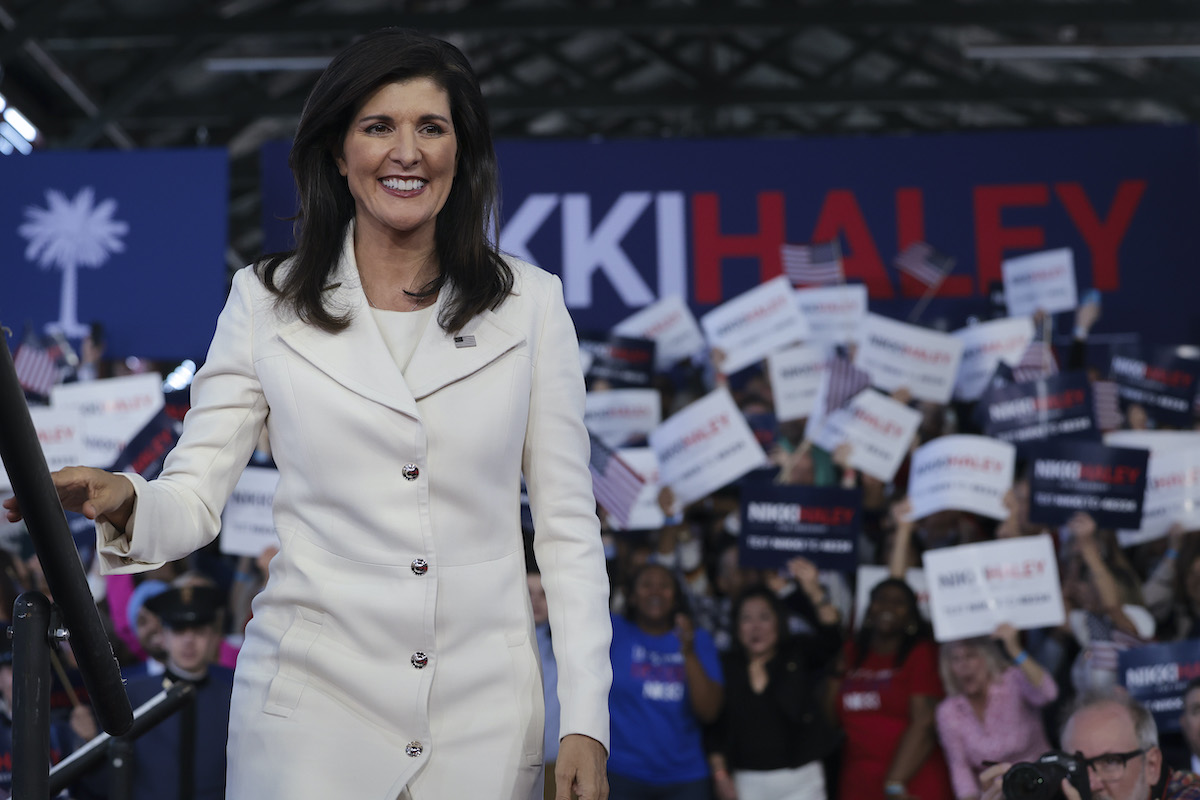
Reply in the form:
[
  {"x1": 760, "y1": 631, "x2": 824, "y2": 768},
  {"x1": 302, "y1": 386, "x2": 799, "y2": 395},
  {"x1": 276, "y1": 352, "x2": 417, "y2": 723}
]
[
  {"x1": 649, "y1": 387, "x2": 768, "y2": 507},
  {"x1": 220, "y1": 466, "x2": 281, "y2": 557},
  {"x1": 855, "y1": 565, "x2": 929, "y2": 630},
  {"x1": 908, "y1": 434, "x2": 1016, "y2": 521},
  {"x1": 766, "y1": 344, "x2": 830, "y2": 422},
  {"x1": 613, "y1": 294, "x2": 707, "y2": 370},
  {"x1": 0, "y1": 406, "x2": 85, "y2": 494},
  {"x1": 700, "y1": 276, "x2": 811, "y2": 374},
  {"x1": 810, "y1": 390, "x2": 923, "y2": 483},
  {"x1": 855, "y1": 314, "x2": 964, "y2": 404},
  {"x1": 1105, "y1": 430, "x2": 1200, "y2": 456},
  {"x1": 585, "y1": 389, "x2": 662, "y2": 448},
  {"x1": 612, "y1": 447, "x2": 666, "y2": 532},
  {"x1": 1002, "y1": 247, "x2": 1078, "y2": 317},
  {"x1": 923, "y1": 534, "x2": 1065, "y2": 642},
  {"x1": 952, "y1": 317, "x2": 1036, "y2": 401},
  {"x1": 793, "y1": 284, "x2": 867, "y2": 346},
  {"x1": 51, "y1": 373, "x2": 164, "y2": 468},
  {"x1": 1118, "y1": 447, "x2": 1200, "y2": 547}
]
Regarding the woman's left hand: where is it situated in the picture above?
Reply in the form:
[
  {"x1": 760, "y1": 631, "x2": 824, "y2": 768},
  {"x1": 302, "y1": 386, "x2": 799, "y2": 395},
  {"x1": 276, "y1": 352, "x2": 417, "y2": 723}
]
[
  {"x1": 556, "y1": 734, "x2": 609, "y2": 800},
  {"x1": 675, "y1": 613, "x2": 696, "y2": 654}
]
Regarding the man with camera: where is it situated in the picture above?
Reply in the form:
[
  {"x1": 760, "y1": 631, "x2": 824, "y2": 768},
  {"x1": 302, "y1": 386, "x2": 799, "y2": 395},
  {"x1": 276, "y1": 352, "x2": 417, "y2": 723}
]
[{"x1": 978, "y1": 690, "x2": 1200, "y2": 800}]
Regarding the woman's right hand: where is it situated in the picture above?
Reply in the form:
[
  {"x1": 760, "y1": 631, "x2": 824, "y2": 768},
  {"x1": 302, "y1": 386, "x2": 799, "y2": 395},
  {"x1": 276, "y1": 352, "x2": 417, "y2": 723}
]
[
  {"x1": 3, "y1": 466, "x2": 136, "y2": 530},
  {"x1": 713, "y1": 770, "x2": 738, "y2": 800}
]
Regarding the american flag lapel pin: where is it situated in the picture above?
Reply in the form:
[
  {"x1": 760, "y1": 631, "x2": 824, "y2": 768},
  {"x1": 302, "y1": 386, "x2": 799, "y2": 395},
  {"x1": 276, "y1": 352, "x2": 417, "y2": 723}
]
[{"x1": 454, "y1": 335, "x2": 476, "y2": 348}]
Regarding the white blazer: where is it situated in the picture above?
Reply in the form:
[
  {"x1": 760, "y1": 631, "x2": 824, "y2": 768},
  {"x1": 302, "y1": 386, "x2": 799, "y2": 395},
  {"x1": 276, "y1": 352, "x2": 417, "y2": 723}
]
[{"x1": 97, "y1": 230, "x2": 613, "y2": 800}]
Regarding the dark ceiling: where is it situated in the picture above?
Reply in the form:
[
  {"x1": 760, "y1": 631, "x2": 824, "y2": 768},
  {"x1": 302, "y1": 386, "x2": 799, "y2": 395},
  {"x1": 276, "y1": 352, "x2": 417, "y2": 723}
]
[{"x1": 5, "y1": 0, "x2": 1200, "y2": 270}]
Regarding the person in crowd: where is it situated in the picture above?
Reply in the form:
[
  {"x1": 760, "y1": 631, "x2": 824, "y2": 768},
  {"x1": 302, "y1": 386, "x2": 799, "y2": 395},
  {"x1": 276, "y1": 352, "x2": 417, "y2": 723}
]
[
  {"x1": 978, "y1": 690, "x2": 1200, "y2": 800},
  {"x1": 934, "y1": 624, "x2": 1058, "y2": 800},
  {"x1": 528, "y1": 567, "x2": 563, "y2": 800},
  {"x1": 5, "y1": 28, "x2": 612, "y2": 800},
  {"x1": 1172, "y1": 678, "x2": 1200, "y2": 774},
  {"x1": 1062, "y1": 512, "x2": 1154, "y2": 692},
  {"x1": 833, "y1": 577, "x2": 953, "y2": 800},
  {"x1": 122, "y1": 585, "x2": 235, "y2": 800},
  {"x1": 1143, "y1": 525, "x2": 1200, "y2": 641},
  {"x1": 709, "y1": 558, "x2": 843, "y2": 800},
  {"x1": 121, "y1": 578, "x2": 170, "y2": 678},
  {"x1": 608, "y1": 562, "x2": 723, "y2": 799}
]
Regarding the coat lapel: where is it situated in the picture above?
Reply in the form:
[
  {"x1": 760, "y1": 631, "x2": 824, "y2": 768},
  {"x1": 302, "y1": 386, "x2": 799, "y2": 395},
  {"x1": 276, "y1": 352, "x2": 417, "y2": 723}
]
[
  {"x1": 405, "y1": 301, "x2": 526, "y2": 401},
  {"x1": 276, "y1": 241, "x2": 421, "y2": 419}
]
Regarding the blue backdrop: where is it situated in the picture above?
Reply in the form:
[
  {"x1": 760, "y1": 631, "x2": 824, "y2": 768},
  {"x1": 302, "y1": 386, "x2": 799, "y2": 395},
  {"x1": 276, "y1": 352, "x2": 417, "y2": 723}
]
[
  {"x1": 261, "y1": 125, "x2": 1200, "y2": 348},
  {"x1": 2, "y1": 149, "x2": 228, "y2": 360}
]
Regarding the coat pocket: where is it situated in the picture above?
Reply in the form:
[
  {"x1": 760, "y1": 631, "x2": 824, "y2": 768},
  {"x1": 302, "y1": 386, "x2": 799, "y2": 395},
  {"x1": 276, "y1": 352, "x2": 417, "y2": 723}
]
[
  {"x1": 263, "y1": 607, "x2": 323, "y2": 718},
  {"x1": 506, "y1": 635, "x2": 545, "y2": 767}
]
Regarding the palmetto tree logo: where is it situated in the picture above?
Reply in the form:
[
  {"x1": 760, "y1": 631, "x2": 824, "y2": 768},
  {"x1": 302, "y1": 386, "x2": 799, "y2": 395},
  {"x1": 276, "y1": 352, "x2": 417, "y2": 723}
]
[{"x1": 18, "y1": 187, "x2": 129, "y2": 338}]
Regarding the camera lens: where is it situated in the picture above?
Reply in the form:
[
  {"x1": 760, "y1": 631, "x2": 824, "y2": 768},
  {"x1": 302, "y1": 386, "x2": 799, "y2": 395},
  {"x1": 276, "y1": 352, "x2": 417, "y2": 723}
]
[{"x1": 1003, "y1": 764, "x2": 1052, "y2": 800}]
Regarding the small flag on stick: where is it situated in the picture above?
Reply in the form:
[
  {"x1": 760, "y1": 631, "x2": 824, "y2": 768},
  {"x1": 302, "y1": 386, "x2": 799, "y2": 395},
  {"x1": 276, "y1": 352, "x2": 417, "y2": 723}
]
[
  {"x1": 587, "y1": 431, "x2": 645, "y2": 528},
  {"x1": 895, "y1": 242, "x2": 955, "y2": 288},
  {"x1": 782, "y1": 241, "x2": 843, "y2": 287},
  {"x1": 13, "y1": 337, "x2": 57, "y2": 397}
]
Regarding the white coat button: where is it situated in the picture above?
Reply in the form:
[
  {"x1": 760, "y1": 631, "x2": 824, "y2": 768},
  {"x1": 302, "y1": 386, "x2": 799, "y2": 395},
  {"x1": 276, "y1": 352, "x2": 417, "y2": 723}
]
[
  {"x1": 406, "y1": 741, "x2": 423, "y2": 757},
  {"x1": 411, "y1": 652, "x2": 428, "y2": 669},
  {"x1": 402, "y1": 463, "x2": 420, "y2": 480},
  {"x1": 411, "y1": 558, "x2": 428, "y2": 575}
]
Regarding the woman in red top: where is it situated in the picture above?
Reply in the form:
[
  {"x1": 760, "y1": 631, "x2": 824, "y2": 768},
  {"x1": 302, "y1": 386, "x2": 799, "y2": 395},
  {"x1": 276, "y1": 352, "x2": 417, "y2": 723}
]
[{"x1": 833, "y1": 578, "x2": 952, "y2": 800}]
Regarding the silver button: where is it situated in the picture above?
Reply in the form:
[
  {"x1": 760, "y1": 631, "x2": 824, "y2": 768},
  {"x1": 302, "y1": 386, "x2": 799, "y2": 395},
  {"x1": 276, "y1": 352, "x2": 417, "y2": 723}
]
[
  {"x1": 405, "y1": 741, "x2": 423, "y2": 757},
  {"x1": 411, "y1": 652, "x2": 428, "y2": 669},
  {"x1": 402, "y1": 463, "x2": 420, "y2": 480},
  {"x1": 411, "y1": 558, "x2": 428, "y2": 576}
]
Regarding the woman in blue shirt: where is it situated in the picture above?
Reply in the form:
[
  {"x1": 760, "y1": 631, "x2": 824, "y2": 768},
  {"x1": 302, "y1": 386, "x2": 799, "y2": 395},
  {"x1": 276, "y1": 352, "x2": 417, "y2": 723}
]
[{"x1": 608, "y1": 563, "x2": 724, "y2": 799}]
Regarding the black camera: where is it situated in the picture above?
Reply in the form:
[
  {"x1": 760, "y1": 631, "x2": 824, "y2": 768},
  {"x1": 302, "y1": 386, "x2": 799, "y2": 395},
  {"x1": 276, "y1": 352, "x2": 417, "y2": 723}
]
[{"x1": 1002, "y1": 751, "x2": 1091, "y2": 800}]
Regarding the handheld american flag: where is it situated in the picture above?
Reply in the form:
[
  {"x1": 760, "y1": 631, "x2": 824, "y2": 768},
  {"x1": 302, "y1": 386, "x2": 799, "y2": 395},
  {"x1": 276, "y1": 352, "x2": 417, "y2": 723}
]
[
  {"x1": 13, "y1": 336, "x2": 57, "y2": 397},
  {"x1": 895, "y1": 242, "x2": 955, "y2": 289},
  {"x1": 782, "y1": 241, "x2": 843, "y2": 287},
  {"x1": 588, "y1": 431, "x2": 645, "y2": 529},
  {"x1": 1092, "y1": 380, "x2": 1123, "y2": 432},
  {"x1": 823, "y1": 357, "x2": 872, "y2": 416},
  {"x1": 1012, "y1": 340, "x2": 1059, "y2": 384}
]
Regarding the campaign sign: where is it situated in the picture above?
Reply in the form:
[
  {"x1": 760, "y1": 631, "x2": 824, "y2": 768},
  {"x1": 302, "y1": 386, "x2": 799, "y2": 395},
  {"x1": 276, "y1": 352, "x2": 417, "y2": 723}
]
[
  {"x1": 1109, "y1": 349, "x2": 1200, "y2": 427},
  {"x1": 855, "y1": 566, "x2": 930, "y2": 630},
  {"x1": 855, "y1": 314, "x2": 964, "y2": 404},
  {"x1": 649, "y1": 387, "x2": 769, "y2": 506},
  {"x1": 924, "y1": 534, "x2": 1065, "y2": 642},
  {"x1": 700, "y1": 276, "x2": 810, "y2": 374},
  {"x1": 908, "y1": 435, "x2": 1016, "y2": 521},
  {"x1": 1117, "y1": 447, "x2": 1200, "y2": 547},
  {"x1": 1119, "y1": 640, "x2": 1200, "y2": 733},
  {"x1": 1001, "y1": 248, "x2": 1078, "y2": 317},
  {"x1": 793, "y1": 284, "x2": 867, "y2": 346},
  {"x1": 979, "y1": 372, "x2": 1099, "y2": 448},
  {"x1": 739, "y1": 484, "x2": 861, "y2": 572},
  {"x1": 1105, "y1": 430, "x2": 1200, "y2": 455},
  {"x1": 613, "y1": 294, "x2": 706, "y2": 370},
  {"x1": 50, "y1": 373, "x2": 164, "y2": 468},
  {"x1": 220, "y1": 466, "x2": 281, "y2": 558},
  {"x1": 579, "y1": 333, "x2": 656, "y2": 388},
  {"x1": 585, "y1": 388, "x2": 662, "y2": 448},
  {"x1": 766, "y1": 344, "x2": 829, "y2": 422},
  {"x1": 0, "y1": 406, "x2": 84, "y2": 494},
  {"x1": 952, "y1": 317, "x2": 1035, "y2": 401},
  {"x1": 1027, "y1": 441, "x2": 1150, "y2": 529},
  {"x1": 108, "y1": 409, "x2": 183, "y2": 481},
  {"x1": 611, "y1": 447, "x2": 666, "y2": 532},
  {"x1": 813, "y1": 390, "x2": 923, "y2": 483}
]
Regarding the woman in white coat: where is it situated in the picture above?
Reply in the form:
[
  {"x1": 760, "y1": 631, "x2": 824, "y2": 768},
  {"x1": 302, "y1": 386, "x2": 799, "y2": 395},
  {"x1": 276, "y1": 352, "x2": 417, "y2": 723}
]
[{"x1": 6, "y1": 29, "x2": 612, "y2": 800}]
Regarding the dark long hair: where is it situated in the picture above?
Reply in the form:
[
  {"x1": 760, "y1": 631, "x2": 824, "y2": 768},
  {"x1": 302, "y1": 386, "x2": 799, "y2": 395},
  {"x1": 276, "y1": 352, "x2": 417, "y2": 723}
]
[
  {"x1": 853, "y1": 577, "x2": 928, "y2": 669},
  {"x1": 257, "y1": 28, "x2": 512, "y2": 334}
]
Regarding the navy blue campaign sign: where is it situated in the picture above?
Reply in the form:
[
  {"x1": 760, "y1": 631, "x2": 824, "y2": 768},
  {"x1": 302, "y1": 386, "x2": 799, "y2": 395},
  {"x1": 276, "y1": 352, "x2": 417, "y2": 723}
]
[
  {"x1": 1109, "y1": 347, "x2": 1200, "y2": 428},
  {"x1": 1119, "y1": 640, "x2": 1200, "y2": 732},
  {"x1": 1, "y1": 149, "x2": 229, "y2": 361},
  {"x1": 263, "y1": 125, "x2": 1200, "y2": 345},
  {"x1": 1027, "y1": 440, "x2": 1149, "y2": 529},
  {"x1": 579, "y1": 332, "x2": 655, "y2": 388},
  {"x1": 978, "y1": 371, "x2": 1099, "y2": 449},
  {"x1": 738, "y1": 483, "x2": 860, "y2": 572}
]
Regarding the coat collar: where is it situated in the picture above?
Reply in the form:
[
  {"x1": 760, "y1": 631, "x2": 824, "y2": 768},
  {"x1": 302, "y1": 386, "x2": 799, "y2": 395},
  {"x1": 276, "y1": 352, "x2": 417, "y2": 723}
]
[{"x1": 276, "y1": 225, "x2": 525, "y2": 420}]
